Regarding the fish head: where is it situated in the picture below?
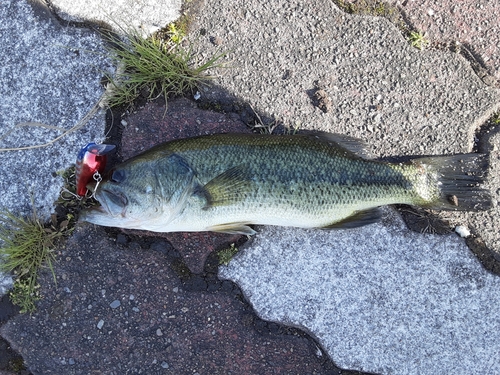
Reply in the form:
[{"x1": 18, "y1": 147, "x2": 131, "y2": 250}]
[{"x1": 80, "y1": 151, "x2": 196, "y2": 231}]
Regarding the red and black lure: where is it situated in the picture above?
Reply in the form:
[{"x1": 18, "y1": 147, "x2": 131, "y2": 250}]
[{"x1": 75, "y1": 143, "x2": 115, "y2": 196}]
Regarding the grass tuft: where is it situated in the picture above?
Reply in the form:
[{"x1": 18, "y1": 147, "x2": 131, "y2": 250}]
[
  {"x1": 102, "y1": 22, "x2": 226, "y2": 109},
  {"x1": 408, "y1": 31, "x2": 429, "y2": 50},
  {"x1": 0, "y1": 202, "x2": 69, "y2": 313}
]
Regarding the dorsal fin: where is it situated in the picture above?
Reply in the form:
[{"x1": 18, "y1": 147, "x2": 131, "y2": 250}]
[{"x1": 299, "y1": 130, "x2": 373, "y2": 159}]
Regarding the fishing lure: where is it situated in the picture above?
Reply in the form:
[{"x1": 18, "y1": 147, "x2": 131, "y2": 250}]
[{"x1": 75, "y1": 143, "x2": 116, "y2": 196}]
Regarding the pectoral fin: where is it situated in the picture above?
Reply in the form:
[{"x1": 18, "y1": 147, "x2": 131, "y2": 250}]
[
  {"x1": 321, "y1": 208, "x2": 382, "y2": 229},
  {"x1": 207, "y1": 222, "x2": 256, "y2": 235},
  {"x1": 199, "y1": 165, "x2": 254, "y2": 208}
]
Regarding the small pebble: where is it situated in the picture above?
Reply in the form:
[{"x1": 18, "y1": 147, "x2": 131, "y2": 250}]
[
  {"x1": 156, "y1": 328, "x2": 163, "y2": 336},
  {"x1": 129, "y1": 294, "x2": 135, "y2": 300},
  {"x1": 161, "y1": 362, "x2": 169, "y2": 369},
  {"x1": 209, "y1": 35, "x2": 222, "y2": 46},
  {"x1": 116, "y1": 234, "x2": 128, "y2": 245},
  {"x1": 110, "y1": 300, "x2": 121, "y2": 309},
  {"x1": 455, "y1": 225, "x2": 471, "y2": 238},
  {"x1": 68, "y1": 358, "x2": 75, "y2": 365},
  {"x1": 132, "y1": 307, "x2": 140, "y2": 312},
  {"x1": 97, "y1": 320, "x2": 104, "y2": 330}
]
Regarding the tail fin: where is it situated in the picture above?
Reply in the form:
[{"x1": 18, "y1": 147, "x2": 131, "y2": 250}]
[{"x1": 411, "y1": 154, "x2": 491, "y2": 211}]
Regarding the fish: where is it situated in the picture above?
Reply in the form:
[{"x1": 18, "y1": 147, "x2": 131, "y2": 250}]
[
  {"x1": 75, "y1": 143, "x2": 116, "y2": 196},
  {"x1": 79, "y1": 132, "x2": 491, "y2": 234}
]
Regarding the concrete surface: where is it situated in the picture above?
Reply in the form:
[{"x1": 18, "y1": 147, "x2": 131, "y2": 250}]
[
  {"x1": 1, "y1": 0, "x2": 500, "y2": 374},
  {"x1": 219, "y1": 209, "x2": 500, "y2": 375},
  {"x1": 386, "y1": 0, "x2": 500, "y2": 86},
  {"x1": 0, "y1": 0, "x2": 112, "y2": 295},
  {"x1": 189, "y1": 0, "x2": 500, "y2": 250},
  {"x1": 1, "y1": 224, "x2": 338, "y2": 375},
  {"x1": 49, "y1": 0, "x2": 181, "y2": 35},
  {"x1": 0, "y1": 0, "x2": 109, "y2": 217},
  {"x1": 191, "y1": 0, "x2": 500, "y2": 373}
]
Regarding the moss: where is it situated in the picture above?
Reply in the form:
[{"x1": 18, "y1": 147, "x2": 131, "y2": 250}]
[
  {"x1": 218, "y1": 243, "x2": 239, "y2": 266},
  {"x1": 9, "y1": 356, "x2": 26, "y2": 372},
  {"x1": 154, "y1": 14, "x2": 190, "y2": 45},
  {"x1": 335, "y1": 0, "x2": 397, "y2": 17},
  {"x1": 491, "y1": 111, "x2": 500, "y2": 125}
]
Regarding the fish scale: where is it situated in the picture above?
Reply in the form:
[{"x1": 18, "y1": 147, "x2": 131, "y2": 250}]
[{"x1": 80, "y1": 133, "x2": 491, "y2": 234}]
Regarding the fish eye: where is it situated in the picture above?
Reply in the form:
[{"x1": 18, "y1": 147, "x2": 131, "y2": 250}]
[{"x1": 110, "y1": 169, "x2": 126, "y2": 183}]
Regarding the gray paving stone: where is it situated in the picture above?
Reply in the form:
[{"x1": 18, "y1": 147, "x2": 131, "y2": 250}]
[
  {"x1": 220, "y1": 209, "x2": 500, "y2": 375},
  {"x1": 50, "y1": 0, "x2": 181, "y2": 35},
  {"x1": 0, "y1": 0, "x2": 112, "y2": 294},
  {"x1": 0, "y1": 0, "x2": 110, "y2": 220}
]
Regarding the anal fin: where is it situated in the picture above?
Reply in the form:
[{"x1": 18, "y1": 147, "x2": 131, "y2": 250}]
[
  {"x1": 207, "y1": 222, "x2": 256, "y2": 235},
  {"x1": 321, "y1": 208, "x2": 382, "y2": 229}
]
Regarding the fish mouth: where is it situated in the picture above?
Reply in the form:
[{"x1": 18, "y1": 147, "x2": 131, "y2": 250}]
[
  {"x1": 94, "y1": 188, "x2": 129, "y2": 217},
  {"x1": 79, "y1": 189, "x2": 129, "y2": 227}
]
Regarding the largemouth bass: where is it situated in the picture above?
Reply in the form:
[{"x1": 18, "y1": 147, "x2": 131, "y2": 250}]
[{"x1": 80, "y1": 133, "x2": 491, "y2": 234}]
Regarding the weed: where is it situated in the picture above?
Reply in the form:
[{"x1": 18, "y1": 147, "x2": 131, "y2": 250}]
[
  {"x1": 248, "y1": 104, "x2": 279, "y2": 134},
  {"x1": 491, "y1": 112, "x2": 500, "y2": 125},
  {"x1": 247, "y1": 104, "x2": 300, "y2": 135},
  {"x1": 0, "y1": 201, "x2": 71, "y2": 313},
  {"x1": 408, "y1": 31, "x2": 429, "y2": 50},
  {"x1": 55, "y1": 165, "x2": 100, "y2": 216},
  {"x1": 218, "y1": 243, "x2": 239, "y2": 265},
  {"x1": 102, "y1": 22, "x2": 226, "y2": 109},
  {"x1": 166, "y1": 21, "x2": 186, "y2": 45},
  {"x1": 156, "y1": 14, "x2": 190, "y2": 44},
  {"x1": 251, "y1": 120, "x2": 279, "y2": 135}
]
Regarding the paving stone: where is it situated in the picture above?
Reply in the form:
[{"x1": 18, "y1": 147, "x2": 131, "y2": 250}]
[
  {"x1": 49, "y1": 0, "x2": 181, "y2": 35},
  {"x1": 0, "y1": 225, "x2": 337, "y2": 374},
  {"x1": 220, "y1": 209, "x2": 500, "y2": 375}
]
